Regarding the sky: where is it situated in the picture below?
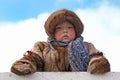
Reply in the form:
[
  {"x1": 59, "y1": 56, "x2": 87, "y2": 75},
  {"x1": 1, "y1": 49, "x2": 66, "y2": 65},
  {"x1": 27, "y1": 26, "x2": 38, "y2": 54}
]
[{"x1": 0, "y1": 0, "x2": 120, "y2": 72}]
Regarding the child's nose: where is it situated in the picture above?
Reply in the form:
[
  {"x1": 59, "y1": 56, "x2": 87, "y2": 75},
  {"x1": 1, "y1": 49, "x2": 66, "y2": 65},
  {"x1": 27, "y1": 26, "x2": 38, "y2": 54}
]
[{"x1": 62, "y1": 28, "x2": 68, "y2": 32}]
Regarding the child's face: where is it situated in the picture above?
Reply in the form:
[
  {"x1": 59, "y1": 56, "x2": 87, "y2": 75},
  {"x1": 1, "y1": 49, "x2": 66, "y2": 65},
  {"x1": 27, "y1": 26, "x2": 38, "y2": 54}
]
[{"x1": 54, "y1": 21, "x2": 76, "y2": 43}]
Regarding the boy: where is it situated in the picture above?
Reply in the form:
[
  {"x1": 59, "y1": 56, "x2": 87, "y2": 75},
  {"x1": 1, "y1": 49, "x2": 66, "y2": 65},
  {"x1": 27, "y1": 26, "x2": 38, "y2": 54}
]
[{"x1": 11, "y1": 9, "x2": 110, "y2": 75}]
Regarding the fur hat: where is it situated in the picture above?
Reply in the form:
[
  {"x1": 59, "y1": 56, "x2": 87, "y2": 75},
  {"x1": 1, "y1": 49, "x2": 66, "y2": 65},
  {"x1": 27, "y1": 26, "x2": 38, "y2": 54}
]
[{"x1": 44, "y1": 9, "x2": 84, "y2": 38}]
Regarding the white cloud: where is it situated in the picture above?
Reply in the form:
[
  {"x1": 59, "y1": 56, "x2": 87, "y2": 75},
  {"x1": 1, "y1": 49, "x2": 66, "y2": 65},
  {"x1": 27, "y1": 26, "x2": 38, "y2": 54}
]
[
  {"x1": 0, "y1": 13, "x2": 49, "y2": 72},
  {"x1": 0, "y1": 3, "x2": 120, "y2": 72}
]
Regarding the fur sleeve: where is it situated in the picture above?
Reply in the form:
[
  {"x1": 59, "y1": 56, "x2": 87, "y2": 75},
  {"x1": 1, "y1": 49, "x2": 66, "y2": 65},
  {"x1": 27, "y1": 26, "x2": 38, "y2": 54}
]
[
  {"x1": 85, "y1": 42, "x2": 110, "y2": 74},
  {"x1": 11, "y1": 41, "x2": 45, "y2": 75}
]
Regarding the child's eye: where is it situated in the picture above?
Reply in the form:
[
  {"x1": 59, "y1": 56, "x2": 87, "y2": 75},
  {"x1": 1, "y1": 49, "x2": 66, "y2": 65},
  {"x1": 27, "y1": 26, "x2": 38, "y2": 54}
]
[
  {"x1": 56, "y1": 27, "x2": 62, "y2": 30},
  {"x1": 67, "y1": 26, "x2": 73, "y2": 29}
]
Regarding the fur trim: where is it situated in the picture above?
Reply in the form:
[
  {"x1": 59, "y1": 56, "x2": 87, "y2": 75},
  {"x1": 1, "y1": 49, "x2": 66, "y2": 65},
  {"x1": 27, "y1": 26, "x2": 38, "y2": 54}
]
[
  {"x1": 44, "y1": 9, "x2": 84, "y2": 38},
  {"x1": 87, "y1": 56, "x2": 110, "y2": 74}
]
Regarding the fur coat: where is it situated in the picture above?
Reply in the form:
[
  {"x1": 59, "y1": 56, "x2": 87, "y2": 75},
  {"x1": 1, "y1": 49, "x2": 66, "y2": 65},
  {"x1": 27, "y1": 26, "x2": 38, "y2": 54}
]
[{"x1": 11, "y1": 41, "x2": 110, "y2": 75}]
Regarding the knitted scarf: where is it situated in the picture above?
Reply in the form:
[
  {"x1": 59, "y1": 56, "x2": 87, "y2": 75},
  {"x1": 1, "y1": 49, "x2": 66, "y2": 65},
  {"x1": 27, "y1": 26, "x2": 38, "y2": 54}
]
[{"x1": 47, "y1": 36, "x2": 89, "y2": 71}]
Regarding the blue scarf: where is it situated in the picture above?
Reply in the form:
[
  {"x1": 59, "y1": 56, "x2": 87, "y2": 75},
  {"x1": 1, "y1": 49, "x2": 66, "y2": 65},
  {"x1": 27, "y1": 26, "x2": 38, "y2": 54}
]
[{"x1": 47, "y1": 36, "x2": 89, "y2": 71}]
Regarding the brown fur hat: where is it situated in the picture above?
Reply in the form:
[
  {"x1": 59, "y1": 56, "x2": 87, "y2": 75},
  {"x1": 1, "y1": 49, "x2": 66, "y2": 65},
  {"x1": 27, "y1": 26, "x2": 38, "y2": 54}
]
[{"x1": 44, "y1": 9, "x2": 84, "y2": 38}]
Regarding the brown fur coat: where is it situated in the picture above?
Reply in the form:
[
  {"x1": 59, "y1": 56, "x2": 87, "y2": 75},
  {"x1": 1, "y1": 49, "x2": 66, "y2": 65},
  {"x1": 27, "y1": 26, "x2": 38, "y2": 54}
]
[{"x1": 11, "y1": 41, "x2": 110, "y2": 75}]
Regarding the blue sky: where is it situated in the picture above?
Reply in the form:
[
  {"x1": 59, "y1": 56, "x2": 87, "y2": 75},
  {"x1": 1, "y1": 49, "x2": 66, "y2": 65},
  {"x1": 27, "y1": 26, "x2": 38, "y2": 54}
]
[
  {"x1": 0, "y1": 0, "x2": 120, "y2": 72},
  {"x1": 0, "y1": 0, "x2": 120, "y2": 21}
]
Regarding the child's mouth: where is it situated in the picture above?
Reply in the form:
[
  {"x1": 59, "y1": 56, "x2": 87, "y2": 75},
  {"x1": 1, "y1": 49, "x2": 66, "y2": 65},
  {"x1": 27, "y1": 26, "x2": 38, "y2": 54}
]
[{"x1": 63, "y1": 35, "x2": 69, "y2": 38}]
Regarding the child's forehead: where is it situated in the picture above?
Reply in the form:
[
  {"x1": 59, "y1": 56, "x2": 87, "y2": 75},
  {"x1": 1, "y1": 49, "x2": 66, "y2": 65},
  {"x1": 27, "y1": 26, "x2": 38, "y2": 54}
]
[{"x1": 56, "y1": 21, "x2": 73, "y2": 26}]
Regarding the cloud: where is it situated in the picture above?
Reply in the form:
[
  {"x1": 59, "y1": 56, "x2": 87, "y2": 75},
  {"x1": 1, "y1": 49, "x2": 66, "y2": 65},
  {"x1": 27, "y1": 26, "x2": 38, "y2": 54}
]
[
  {"x1": 0, "y1": 13, "x2": 49, "y2": 72},
  {"x1": 75, "y1": 3, "x2": 120, "y2": 35}
]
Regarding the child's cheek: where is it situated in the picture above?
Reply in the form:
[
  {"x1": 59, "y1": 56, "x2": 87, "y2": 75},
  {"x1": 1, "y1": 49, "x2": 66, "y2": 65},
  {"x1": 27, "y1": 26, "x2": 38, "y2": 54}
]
[
  {"x1": 69, "y1": 29, "x2": 76, "y2": 37},
  {"x1": 54, "y1": 30, "x2": 62, "y2": 40}
]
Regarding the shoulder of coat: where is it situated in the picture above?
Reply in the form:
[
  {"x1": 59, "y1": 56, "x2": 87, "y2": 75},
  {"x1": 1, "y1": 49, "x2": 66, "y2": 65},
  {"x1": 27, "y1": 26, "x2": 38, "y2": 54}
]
[{"x1": 34, "y1": 41, "x2": 49, "y2": 51}]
